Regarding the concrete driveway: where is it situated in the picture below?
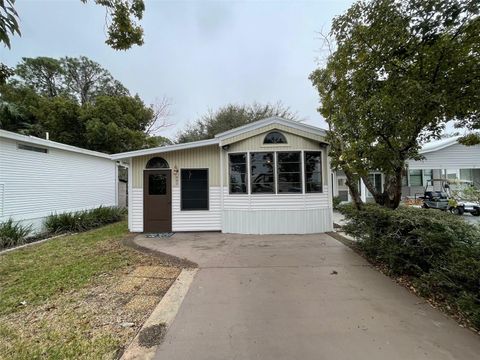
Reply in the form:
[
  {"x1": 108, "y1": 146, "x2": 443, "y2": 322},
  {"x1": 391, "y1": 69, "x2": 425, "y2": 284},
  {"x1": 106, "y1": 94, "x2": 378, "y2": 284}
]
[{"x1": 134, "y1": 232, "x2": 480, "y2": 360}]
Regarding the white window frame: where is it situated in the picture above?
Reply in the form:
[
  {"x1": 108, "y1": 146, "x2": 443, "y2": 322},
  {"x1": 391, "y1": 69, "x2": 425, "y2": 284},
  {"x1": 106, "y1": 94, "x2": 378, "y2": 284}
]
[
  {"x1": 227, "y1": 152, "x2": 249, "y2": 195},
  {"x1": 226, "y1": 149, "x2": 323, "y2": 196}
]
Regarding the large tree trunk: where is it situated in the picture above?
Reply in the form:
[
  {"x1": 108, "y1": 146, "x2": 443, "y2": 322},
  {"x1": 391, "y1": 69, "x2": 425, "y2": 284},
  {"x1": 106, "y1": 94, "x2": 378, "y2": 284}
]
[
  {"x1": 343, "y1": 168, "x2": 363, "y2": 210},
  {"x1": 361, "y1": 168, "x2": 403, "y2": 209}
]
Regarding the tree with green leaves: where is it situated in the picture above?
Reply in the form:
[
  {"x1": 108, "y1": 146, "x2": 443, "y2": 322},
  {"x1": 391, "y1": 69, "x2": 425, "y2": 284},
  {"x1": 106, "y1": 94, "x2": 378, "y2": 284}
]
[
  {"x1": 1, "y1": 56, "x2": 172, "y2": 153},
  {"x1": 177, "y1": 103, "x2": 298, "y2": 143},
  {"x1": 62, "y1": 56, "x2": 129, "y2": 105},
  {"x1": 14, "y1": 57, "x2": 65, "y2": 98},
  {"x1": 311, "y1": 0, "x2": 480, "y2": 209},
  {"x1": 13, "y1": 56, "x2": 129, "y2": 104},
  {"x1": 0, "y1": 0, "x2": 145, "y2": 83}
]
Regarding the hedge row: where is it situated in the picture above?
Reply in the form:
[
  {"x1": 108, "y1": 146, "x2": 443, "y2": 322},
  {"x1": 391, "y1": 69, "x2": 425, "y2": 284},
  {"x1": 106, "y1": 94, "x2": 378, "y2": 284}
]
[
  {"x1": 0, "y1": 206, "x2": 126, "y2": 250},
  {"x1": 339, "y1": 204, "x2": 480, "y2": 329},
  {"x1": 44, "y1": 206, "x2": 126, "y2": 233}
]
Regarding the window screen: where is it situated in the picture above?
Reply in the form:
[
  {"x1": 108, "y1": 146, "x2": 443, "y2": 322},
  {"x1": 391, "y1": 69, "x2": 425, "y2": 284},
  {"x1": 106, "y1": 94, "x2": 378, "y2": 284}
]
[
  {"x1": 409, "y1": 170, "x2": 423, "y2": 186},
  {"x1": 250, "y1": 152, "x2": 275, "y2": 193},
  {"x1": 424, "y1": 169, "x2": 433, "y2": 184},
  {"x1": 277, "y1": 152, "x2": 302, "y2": 193},
  {"x1": 304, "y1": 152, "x2": 323, "y2": 193},
  {"x1": 181, "y1": 169, "x2": 209, "y2": 210},
  {"x1": 229, "y1": 153, "x2": 247, "y2": 194}
]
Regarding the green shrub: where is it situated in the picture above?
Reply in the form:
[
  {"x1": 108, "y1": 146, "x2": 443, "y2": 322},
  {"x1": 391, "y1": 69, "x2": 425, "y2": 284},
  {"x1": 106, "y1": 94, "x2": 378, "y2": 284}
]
[
  {"x1": 44, "y1": 206, "x2": 125, "y2": 234},
  {"x1": 332, "y1": 196, "x2": 342, "y2": 210},
  {"x1": 339, "y1": 203, "x2": 480, "y2": 328},
  {"x1": 0, "y1": 219, "x2": 32, "y2": 250}
]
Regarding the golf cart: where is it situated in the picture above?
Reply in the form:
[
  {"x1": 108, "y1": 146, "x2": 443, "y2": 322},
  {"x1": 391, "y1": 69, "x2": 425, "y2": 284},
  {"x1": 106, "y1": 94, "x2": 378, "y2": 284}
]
[
  {"x1": 448, "y1": 179, "x2": 480, "y2": 217},
  {"x1": 418, "y1": 179, "x2": 466, "y2": 215}
]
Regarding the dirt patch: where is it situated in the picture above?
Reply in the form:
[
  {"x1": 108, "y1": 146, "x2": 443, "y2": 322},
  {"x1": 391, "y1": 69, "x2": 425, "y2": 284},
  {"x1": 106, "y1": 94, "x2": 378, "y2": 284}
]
[
  {"x1": 138, "y1": 323, "x2": 167, "y2": 348},
  {"x1": 123, "y1": 237, "x2": 198, "y2": 268},
  {"x1": 129, "y1": 266, "x2": 180, "y2": 279},
  {"x1": 0, "y1": 229, "x2": 197, "y2": 359}
]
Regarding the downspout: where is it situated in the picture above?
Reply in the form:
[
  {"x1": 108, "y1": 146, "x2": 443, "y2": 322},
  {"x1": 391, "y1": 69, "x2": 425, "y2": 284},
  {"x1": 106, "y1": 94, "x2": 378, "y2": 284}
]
[
  {"x1": 219, "y1": 142, "x2": 224, "y2": 232},
  {"x1": 127, "y1": 158, "x2": 133, "y2": 231},
  {"x1": 325, "y1": 145, "x2": 334, "y2": 231}
]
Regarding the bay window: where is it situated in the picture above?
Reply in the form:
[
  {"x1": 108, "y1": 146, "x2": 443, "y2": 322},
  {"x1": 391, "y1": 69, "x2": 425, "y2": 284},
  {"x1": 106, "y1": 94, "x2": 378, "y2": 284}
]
[{"x1": 227, "y1": 150, "x2": 325, "y2": 195}]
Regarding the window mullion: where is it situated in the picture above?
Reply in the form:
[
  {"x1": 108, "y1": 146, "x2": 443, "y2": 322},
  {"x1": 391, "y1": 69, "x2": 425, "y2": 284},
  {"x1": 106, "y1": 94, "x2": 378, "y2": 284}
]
[
  {"x1": 301, "y1": 150, "x2": 305, "y2": 194},
  {"x1": 274, "y1": 152, "x2": 278, "y2": 194}
]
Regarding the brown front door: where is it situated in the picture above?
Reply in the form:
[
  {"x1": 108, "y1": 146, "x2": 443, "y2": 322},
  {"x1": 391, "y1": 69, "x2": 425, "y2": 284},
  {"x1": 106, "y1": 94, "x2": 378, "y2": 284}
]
[{"x1": 143, "y1": 170, "x2": 172, "y2": 232}]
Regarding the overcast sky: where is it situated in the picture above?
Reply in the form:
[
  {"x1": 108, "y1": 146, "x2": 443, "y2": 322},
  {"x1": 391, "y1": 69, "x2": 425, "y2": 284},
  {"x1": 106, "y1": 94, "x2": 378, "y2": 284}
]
[{"x1": 1, "y1": 0, "x2": 355, "y2": 138}]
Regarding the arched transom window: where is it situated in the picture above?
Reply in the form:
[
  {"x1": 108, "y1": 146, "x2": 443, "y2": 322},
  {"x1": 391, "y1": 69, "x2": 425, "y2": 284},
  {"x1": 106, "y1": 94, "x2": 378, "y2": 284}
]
[
  {"x1": 146, "y1": 157, "x2": 169, "y2": 169},
  {"x1": 263, "y1": 131, "x2": 287, "y2": 144}
]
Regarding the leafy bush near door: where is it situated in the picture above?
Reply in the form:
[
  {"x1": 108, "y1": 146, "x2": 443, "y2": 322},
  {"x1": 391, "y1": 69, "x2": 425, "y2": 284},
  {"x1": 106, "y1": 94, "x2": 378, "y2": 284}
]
[
  {"x1": 0, "y1": 219, "x2": 32, "y2": 250},
  {"x1": 339, "y1": 204, "x2": 480, "y2": 329},
  {"x1": 44, "y1": 206, "x2": 126, "y2": 234}
]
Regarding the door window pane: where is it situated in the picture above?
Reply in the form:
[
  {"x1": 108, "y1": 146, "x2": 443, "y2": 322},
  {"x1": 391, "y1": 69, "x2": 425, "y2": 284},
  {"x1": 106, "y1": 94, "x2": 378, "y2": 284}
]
[
  {"x1": 181, "y1": 169, "x2": 209, "y2": 210},
  {"x1": 305, "y1": 152, "x2": 323, "y2": 193},
  {"x1": 229, "y1": 153, "x2": 247, "y2": 194},
  {"x1": 250, "y1": 152, "x2": 275, "y2": 193},
  {"x1": 149, "y1": 174, "x2": 167, "y2": 195},
  {"x1": 277, "y1": 152, "x2": 301, "y2": 193}
]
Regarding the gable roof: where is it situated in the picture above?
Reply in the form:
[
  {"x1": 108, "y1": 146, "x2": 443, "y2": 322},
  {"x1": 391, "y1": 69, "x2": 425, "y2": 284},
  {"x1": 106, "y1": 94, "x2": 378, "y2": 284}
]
[
  {"x1": 0, "y1": 129, "x2": 111, "y2": 159},
  {"x1": 111, "y1": 117, "x2": 328, "y2": 160},
  {"x1": 419, "y1": 136, "x2": 461, "y2": 154},
  {"x1": 215, "y1": 116, "x2": 327, "y2": 141}
]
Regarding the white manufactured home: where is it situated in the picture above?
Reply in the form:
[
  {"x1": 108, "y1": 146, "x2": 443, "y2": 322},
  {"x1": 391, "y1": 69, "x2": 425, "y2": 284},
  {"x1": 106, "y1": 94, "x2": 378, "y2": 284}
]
[
  {"x1": 0, "y1": 130, "x2": 118, "y2": 232},
  {"x1": 332, "y1": 135, "x2": 480, "y2": 202},
  {"x1": 112, "y1": 117, "x2": 333, "y2": 234}
]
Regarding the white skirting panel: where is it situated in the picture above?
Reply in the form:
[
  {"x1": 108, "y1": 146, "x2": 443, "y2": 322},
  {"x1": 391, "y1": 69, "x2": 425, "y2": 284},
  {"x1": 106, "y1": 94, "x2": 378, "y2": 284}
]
[
  {"x1": 172, "y1": 187, "x2": 221, "y2": 232},
  {"x1": 222, "y1": 208, "x2": 333, "y2": 234},
  {"x1": 130, "y1": 188, "x2": 144, "y2": 232}
]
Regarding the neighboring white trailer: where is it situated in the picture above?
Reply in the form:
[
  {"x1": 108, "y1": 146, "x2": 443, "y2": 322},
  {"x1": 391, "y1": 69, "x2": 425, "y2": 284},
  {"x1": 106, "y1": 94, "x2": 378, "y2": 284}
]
[{"x1": 0, "y1": 130, "x2": 117, "y2": 233}]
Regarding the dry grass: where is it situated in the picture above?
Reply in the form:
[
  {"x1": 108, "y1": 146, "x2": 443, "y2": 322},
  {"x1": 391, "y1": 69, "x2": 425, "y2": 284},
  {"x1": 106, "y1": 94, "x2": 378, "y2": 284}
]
[{"x1": 0, "y1": 222, "x2": 181, "y2": 360}]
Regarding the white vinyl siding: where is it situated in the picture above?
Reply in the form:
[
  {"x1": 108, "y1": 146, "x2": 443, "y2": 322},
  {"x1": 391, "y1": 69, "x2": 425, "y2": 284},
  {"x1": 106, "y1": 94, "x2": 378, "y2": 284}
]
[
  {"x1": 408, "y1": 143, "x2": 480, "y2": 169},
  {"x1": 0, "y1": 137, "x2": 116, "y2": 233},
  {"x1": 130, "y1": 187, "x2": 221, "y2": 232},
  {"x1": 222, "y1": 186, "x2": 332, "y2": 234},
  {"x1": 173, "y1": 187, "x2": 221, "y2": 231}
]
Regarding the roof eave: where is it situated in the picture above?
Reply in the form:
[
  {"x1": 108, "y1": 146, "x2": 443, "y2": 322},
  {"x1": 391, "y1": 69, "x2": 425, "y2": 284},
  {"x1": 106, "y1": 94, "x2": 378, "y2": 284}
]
[
  {"x1": 0, "y1": 129, "x2": 112, "y2": 159},
  {"x1": 215, "y1": 117, "x2": 327, "y2": 141},
  {"x1": 111, "y1": 138, "x2": 220, "y2": 160}
]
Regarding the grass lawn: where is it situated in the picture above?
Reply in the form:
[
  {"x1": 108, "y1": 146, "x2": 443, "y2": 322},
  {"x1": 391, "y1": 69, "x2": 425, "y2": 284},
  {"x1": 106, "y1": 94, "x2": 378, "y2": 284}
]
[{"x1": 0, "y1": 221, "x2": 182, "y2": 359}]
